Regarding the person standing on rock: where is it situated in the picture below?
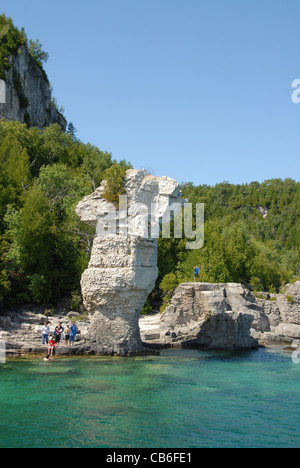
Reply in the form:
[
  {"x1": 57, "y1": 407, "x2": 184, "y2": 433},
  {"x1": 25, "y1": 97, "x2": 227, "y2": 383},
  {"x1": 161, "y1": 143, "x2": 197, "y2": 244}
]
[
  {"x1": 69, "y1": 322, "x2": 77, "y2": 347},
  {"x1": 41, "y1": 322, "x2": 50, "y2": 345},
  {"x1": 54, "y1": 322, "x2": 64, "y2": 347},
  {"x1": 194, "y1": 265, "x2": 200, "y2": 282},
  {"x1": 64, "y1": 324, "x2": 70, "y2": 347}
]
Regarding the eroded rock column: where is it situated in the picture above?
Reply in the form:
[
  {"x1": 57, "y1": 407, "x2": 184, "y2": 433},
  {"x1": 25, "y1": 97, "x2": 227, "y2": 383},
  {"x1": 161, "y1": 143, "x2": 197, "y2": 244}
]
[{"x1": 76, "y1": 169, "x2": 184, "y2": 355}]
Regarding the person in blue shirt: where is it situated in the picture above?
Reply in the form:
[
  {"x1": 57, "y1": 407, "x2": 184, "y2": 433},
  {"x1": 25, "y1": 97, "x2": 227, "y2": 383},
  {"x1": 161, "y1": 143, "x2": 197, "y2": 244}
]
[
  {"x1": 69, "y1": 322, "x2": 77, "y2": 347},
  {"x1": 194, "y1": 265, "x2": 200, "y2": 282}
]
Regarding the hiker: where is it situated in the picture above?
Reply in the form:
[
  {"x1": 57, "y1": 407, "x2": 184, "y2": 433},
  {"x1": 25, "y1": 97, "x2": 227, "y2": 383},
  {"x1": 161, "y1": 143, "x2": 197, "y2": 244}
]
[
  {"x1": 54, "y1": 322, "x2": 64, "y2": 347},
  {"x1": 69, "y1": 322, "x2": 77, "y2": 347},
  {"x1": 194, "y1": 265, "x2": 200, "y2": 282},
  {"x1": 41, "y1": 322, "x2": 50, "y2": 345},
  {"x1": 48, "y1": 336, "x2": 56, "y2": 357},
  {"x1": 64, "y1": 324, "x2": 70, "y2": 347}
]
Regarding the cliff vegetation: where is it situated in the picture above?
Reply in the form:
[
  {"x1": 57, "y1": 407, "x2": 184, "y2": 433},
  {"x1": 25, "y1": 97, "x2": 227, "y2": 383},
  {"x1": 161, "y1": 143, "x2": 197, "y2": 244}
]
[
  {"x1": 158, "y1": 179, "x2": 300, "y2": 305},
  {"x1": 0, "y1": 15, "x2": 299, "y2": 310},
  {"x1": 0, "y1": 119, "x2": 131, "y2": 306}
]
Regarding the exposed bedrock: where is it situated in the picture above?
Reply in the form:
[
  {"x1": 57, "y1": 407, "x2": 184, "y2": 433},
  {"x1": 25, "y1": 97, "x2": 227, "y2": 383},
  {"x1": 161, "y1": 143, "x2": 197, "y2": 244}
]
[{"x1": 143, "y1": 281, "x2": 300, "y2": 350}]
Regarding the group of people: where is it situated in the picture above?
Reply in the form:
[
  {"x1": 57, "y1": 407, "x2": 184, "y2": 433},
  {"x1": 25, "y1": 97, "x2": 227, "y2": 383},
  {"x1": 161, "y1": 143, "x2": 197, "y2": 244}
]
[{"x1": 41, "y1": 321, "x2": 78, "y2": 359}]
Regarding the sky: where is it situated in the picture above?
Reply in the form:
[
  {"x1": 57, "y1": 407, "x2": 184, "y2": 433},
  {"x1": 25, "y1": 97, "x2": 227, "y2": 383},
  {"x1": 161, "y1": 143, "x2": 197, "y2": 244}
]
[{"x1": 1, "y1": 0, "x2": 300, "y2": 186}]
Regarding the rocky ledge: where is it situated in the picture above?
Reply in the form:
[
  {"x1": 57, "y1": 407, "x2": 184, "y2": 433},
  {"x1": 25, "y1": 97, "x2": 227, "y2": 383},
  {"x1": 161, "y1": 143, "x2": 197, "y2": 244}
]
[
  {"x1": 0, "y1": 307, "x2": 89, "y2": 358},
  {"x1": 140, "y1": 281, "x2": 300, "y2": 351},
  {"x1": 0, "y1": 305, "x2": 161, "y2": 358},
  {"x1": 1, "y1": 282, "x2": 299, "y2": 358}
]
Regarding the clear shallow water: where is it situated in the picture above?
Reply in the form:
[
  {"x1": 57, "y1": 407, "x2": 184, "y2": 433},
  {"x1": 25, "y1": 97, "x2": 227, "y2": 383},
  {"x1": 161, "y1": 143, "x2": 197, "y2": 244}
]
[{"x1": 0, "y1": 346, "x2": 300, "y2": 448}]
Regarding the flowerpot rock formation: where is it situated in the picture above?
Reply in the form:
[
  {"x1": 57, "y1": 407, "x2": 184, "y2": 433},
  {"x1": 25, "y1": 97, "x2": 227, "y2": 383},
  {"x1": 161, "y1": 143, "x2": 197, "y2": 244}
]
[{"x1": 76, "y1": 169, "x2": 185, "y2": 355}]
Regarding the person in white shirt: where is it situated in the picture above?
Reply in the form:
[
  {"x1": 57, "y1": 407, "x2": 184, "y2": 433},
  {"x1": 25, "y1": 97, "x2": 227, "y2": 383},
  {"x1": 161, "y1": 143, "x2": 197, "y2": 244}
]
[{"x1": 41, "y1": 322, "x2": 50, "y2": 345}]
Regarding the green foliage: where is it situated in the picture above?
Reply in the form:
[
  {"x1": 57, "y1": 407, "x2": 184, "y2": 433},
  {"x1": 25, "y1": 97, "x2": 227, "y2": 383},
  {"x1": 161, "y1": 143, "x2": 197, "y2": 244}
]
[
  {"x1": 28, "y1": 39, "x2": 49, "y2": 68},
  {"x1": 153, "y1": 179, "x2": 300, "y2": 297},
  {"x1": 141, "y1": 299, "x2": 152, "y2": 315},
  {"x1": 160, "y1": 294, "x2": 171, "y2": 313},
  {"x1": 44, "y1": 307, "x2": 55, "y2": 317},
  {"x1": 102, "y1": 164, "x2": 126, "y2": 205},
  {"x1": 0, "y1": 120, "x2": 128, "y2": 305},
  {"x1": 160, "y1": 273, "x2": 179, "y2": 295},
  {"x1": 174, "y1": 179, "x2": 300, "y2": 292},
  {"x1": 0, "y1": 14, "x2": 26, "y2": 79},
  {"x1": 158, "y1": 273, "x2": 180, "y2": 313},
  {"x1": 69, "y1": 290, "x2": 82, "y2": 311}
]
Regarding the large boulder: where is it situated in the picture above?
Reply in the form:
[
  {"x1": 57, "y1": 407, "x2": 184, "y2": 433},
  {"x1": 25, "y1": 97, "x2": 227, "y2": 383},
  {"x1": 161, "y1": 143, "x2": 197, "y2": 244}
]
[
  {"x1": 155, "y1": 281, "x2": 300, "y2": 349},
  {"x1": 160, "y1": 283, "x2": 261, "y2": 350}
]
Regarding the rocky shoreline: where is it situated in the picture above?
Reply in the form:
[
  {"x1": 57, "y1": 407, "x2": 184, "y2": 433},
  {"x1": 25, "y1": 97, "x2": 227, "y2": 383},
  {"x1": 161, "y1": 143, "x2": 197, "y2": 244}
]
[
  {"x1": 0, "y1": 305, "x2": 160, "y2": 358},
  {"x1": 0, "y1": 281, "x2": 300, "y2": 359},
  {"x1": 140, "y1": 281, "x2": 300, "y2": 352}
]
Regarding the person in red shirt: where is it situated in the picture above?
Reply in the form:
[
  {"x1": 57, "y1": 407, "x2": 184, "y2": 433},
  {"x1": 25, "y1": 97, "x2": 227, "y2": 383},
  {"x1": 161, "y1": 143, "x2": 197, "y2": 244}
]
[{"x1": 48, "y1": 336, "x2": 56, "y2": 357}]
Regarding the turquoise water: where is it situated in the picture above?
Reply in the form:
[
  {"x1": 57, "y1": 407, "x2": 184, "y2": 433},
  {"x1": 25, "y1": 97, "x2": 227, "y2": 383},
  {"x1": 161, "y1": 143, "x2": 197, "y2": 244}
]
[{"x1": 0, "y1": 346, "x2": 300, "y2": 448}]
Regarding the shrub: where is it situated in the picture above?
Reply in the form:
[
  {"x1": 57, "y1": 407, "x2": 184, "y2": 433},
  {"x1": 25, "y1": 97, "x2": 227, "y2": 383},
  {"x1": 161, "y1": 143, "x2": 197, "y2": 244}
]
[
  {"x1": 69, "y1": 290, "x2": 82, "y2": 311},
  {"x1": 102, "y1": 164, "x2": 126, "y2": 206},
  {"x1": 159, "y1": 273, "x2": 179, "y2": 295},
  {"x1": 160, "y1": 294, "x2": 171, "y2": 313},
  {"x1": 141, "y1": 299, "x2": 152, "y2": 315}
]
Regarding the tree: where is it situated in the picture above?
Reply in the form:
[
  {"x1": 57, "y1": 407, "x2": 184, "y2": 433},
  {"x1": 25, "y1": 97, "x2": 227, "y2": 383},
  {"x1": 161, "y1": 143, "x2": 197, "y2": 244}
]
[
  {"x1": 160, "y1": 273, "x2": 179, "y2": 295},
  {"x1": 28, "y1": 39, "x2": 49, "y2": 68}
]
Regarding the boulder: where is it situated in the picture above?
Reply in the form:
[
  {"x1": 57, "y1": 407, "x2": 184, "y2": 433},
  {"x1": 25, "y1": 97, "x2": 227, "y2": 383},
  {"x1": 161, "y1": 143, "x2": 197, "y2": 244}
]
[
  {"x1": 152, "y1": 281, "x2": 300, "y2": 349},
  {"x1": 159, "y1": 283, "x2": 261, "y2": 350}
]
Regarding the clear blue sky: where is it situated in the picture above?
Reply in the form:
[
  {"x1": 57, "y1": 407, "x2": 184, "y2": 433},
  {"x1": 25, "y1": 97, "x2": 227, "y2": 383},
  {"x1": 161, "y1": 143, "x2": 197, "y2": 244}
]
[{"x1": 1, "y1": 0, "x2": 300, "y2": 186}]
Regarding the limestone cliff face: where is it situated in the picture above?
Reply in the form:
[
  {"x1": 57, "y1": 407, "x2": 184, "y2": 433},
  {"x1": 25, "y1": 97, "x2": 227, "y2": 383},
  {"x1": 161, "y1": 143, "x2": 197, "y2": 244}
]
[
  {"x1": 0, "y1": 44, "x2": 66, "y2": 130},
  {"x1": 76, "y1": 169, "x2": 185, "y2": 356},
  {"x1": 146, "y1": 281, "x2": 300, "y2": 350},
  {"x1": 159, "y1": 283, "x2": 261, "y2": 350},
  {"x1": 255, "y1": 281, "x2": 300, "y2": 343}
]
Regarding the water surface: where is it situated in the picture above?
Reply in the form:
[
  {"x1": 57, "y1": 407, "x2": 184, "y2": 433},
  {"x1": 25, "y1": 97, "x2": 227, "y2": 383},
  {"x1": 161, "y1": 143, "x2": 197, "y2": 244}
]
[{"x1": 0, "y1": 347, "x2": 299, "y2": 448}]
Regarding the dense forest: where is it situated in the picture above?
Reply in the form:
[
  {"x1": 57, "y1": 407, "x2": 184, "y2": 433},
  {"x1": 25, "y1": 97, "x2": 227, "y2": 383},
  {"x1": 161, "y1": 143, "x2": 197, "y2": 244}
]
[
  {"x1": 157, "y1": 178, "x2": 300, "y2": 310},
  {"x1": 0, "y1": 15, "x2": 299, "y2": 310},
  {"x1": 0, "y1": 119, "x2": 133, "y2": 307},
  {"x1": 0, "y1": 116, "x2": 299, "y2": 308}
]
